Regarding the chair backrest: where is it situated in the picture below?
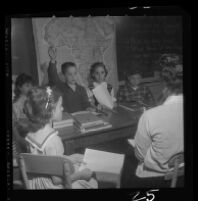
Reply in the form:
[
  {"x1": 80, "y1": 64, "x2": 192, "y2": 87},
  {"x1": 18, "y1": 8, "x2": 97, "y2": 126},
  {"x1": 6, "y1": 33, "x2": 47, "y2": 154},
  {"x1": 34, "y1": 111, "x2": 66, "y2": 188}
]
[
  {"x1": 165, "y1": 152, "x2": 184, "y2": 188},
  {"x1": 19, "y1": 153, "x2": 75, "y2": 189}
]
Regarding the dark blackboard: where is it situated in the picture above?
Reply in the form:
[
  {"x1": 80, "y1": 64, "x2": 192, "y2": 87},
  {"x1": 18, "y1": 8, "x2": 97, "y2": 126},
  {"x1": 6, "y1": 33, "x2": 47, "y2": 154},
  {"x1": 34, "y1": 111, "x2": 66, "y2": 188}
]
[
  {"x1": 12, "y1": 18, "x2": 38, "y2": 84},
  {"x1": 116, "y1": 16, "x2": 182, "y2": 80}
]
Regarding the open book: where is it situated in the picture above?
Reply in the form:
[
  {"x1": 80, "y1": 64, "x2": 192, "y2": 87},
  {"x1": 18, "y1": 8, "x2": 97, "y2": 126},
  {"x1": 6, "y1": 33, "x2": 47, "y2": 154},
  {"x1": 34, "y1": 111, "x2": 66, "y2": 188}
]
[{"x1": 79, "y1": 149, "x2": 125, "y2": 175}]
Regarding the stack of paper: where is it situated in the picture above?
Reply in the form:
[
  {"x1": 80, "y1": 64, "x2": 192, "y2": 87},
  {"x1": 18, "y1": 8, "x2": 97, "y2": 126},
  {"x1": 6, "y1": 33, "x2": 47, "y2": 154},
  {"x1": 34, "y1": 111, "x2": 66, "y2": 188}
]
[
  {"x1": 79, "y1": 149, "x2": 125, "y2": 175},
  {"x1": 53, "y1": 112, "x2": 74, "y2": 129},
  {"x1": 92, "y1": 83, "x2": 114, "y2": 109}
]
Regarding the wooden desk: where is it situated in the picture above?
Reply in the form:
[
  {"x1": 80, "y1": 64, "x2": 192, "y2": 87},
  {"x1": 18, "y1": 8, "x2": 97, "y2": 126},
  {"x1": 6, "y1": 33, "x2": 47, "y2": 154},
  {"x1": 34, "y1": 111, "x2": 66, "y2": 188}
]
[{"x1": 57, "y1": 106, "x2": 142, "y2": 155}]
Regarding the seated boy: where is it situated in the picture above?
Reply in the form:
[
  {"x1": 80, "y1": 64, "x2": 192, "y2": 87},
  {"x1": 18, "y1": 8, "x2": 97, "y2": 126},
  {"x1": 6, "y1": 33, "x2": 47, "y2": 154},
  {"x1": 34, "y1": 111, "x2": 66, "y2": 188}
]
[
  {"x1": 48, "y1": 47, "x2": 92, "y2": 113},
  {"x1": 117, "y1": 70, "x2": 155, "y2": 107}
]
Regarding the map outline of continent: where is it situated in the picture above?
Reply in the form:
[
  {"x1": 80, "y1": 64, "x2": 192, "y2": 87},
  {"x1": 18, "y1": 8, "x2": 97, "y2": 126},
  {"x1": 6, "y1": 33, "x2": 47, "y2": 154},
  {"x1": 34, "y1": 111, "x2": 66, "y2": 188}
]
[{"x1": 41, "y1": 16, "x2": 116, "y2": 87}]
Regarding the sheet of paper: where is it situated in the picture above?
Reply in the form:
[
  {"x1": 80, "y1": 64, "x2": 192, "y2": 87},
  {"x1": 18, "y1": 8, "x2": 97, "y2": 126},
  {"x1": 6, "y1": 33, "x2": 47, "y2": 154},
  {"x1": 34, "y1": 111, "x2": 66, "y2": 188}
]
[
  {"x1": 119, "y1": 104, "x2": 135, "y2": 112},
  {"x1": 92, "y1": 83, "x2": 114, "y2": 109},
  {"x1": 128, "y1": 139, "x2": 135, "y2": 147},
  {"x1": 71, "y1": 111, "x2": 90, "y2": 116},
  {"x1": 79, "y1": 149, "x2": 125, "y2": 174}
]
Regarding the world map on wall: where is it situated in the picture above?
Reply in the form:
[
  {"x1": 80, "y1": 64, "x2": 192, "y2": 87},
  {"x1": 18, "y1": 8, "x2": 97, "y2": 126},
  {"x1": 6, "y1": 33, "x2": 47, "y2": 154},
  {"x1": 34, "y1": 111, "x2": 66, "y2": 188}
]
[{"x1": 43, "y1": 16, "x2": 115, "y2": 86}]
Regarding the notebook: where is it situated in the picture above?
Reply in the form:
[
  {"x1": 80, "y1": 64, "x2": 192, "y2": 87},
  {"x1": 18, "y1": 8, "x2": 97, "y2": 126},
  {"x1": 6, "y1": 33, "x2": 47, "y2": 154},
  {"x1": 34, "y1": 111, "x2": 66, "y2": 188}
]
[
  {"x1": 119, "y1": 102, "x2": 144, "y2": 112},
  {"x1": 79, "y1": 122, "x2": 112, "y2": 134},
  {"x1": 79, "y1": 149, "x2": 125, "y2": 175}
]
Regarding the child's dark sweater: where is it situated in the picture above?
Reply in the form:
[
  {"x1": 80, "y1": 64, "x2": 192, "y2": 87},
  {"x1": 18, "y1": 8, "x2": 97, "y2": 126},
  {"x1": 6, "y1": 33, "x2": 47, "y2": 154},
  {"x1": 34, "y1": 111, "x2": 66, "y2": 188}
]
[{"x1": 48, "y1": 62, "x2": 91, "y2": 113}]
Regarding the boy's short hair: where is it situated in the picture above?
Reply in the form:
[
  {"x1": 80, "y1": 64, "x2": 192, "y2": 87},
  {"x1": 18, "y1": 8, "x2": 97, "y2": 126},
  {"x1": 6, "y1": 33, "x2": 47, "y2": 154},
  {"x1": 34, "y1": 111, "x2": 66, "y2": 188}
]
[
  {"x1": 61, "y1": 62, "x2": 76, "y2": 75},
  {"x1": 90, "y1": 62, "x2": 108, "y2": 79}
]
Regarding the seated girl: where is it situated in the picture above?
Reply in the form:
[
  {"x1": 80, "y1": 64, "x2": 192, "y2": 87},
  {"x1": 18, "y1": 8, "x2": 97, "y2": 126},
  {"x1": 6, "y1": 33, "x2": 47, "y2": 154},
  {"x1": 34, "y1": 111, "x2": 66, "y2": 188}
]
[
  {"x1": 13, "y1": 73, "x2": 34, "y2": 119},
  {"x1": 88, "y1": 62, "x2": 116, "y2": 110},
  {"x1": 117, "y1": 69, "x2": 155, "y2": 107},
  {"x1": 19, "y1": 86, "x2": 98, "y2": 189}
]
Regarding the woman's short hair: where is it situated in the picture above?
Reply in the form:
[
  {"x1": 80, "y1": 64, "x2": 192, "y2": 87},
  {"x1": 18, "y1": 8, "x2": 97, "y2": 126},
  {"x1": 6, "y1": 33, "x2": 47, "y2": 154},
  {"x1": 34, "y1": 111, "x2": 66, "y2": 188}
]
[
  {"x1": 14, "y1": 73, "x2": 33, "y2": 101},
  {"x1": 61, "y1": 62, "x2": 76, "y2": 75},
  {"x1": 159, "y1": 54, "x2": 183, "y2": 94},
  {"x1": 90, "y1": 62, "x2": 108, "y2": 80},
  {"x1": 20, "y1": 86, "x2": 62, "y2": 133}
]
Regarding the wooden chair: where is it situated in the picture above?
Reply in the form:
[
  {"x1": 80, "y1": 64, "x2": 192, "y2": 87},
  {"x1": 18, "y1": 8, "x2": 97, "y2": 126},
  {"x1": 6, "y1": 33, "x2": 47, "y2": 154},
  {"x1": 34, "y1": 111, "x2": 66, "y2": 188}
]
[
  {"x1": 19, "y1": 153, "x2": 75, "y2": 189},
  {"x1": 164, "y1": 152, "x2": 184, "y2": 188},
  {"x1": 13, "y1": 122, "x2": 25, "y2": 189}
]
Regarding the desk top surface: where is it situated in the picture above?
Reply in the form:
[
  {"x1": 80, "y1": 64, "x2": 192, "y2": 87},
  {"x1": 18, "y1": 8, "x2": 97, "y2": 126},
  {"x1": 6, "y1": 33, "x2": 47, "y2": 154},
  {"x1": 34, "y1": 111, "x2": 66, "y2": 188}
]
[{"x1": 57, "y1": 106, "x2": 142, "y2": 140}]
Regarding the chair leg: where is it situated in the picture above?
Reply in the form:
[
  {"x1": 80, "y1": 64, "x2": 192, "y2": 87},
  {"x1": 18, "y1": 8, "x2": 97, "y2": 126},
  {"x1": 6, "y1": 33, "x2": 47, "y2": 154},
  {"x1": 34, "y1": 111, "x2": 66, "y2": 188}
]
[
  {"x1": 63, "y1": 162, "x2": 72, "y2": 189},
  {"x1": 19, "y1": 156, "x2": 30, "y2": 189},
  {"x1": 171, "y1": 159, "x2": 179, "y2": 188}
]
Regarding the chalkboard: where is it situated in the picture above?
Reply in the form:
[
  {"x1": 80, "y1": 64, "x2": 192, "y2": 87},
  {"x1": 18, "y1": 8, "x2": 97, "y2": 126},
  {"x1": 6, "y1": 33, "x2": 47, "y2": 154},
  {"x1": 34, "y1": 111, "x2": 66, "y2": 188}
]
[{"x1": 116, "y1": 16, "x2": 182, "y2": 80}]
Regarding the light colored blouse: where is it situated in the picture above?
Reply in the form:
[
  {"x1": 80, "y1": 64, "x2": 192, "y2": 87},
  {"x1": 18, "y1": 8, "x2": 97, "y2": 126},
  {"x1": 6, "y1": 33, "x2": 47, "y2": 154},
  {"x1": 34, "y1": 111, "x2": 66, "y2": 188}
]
[{"x1": 134, "y1": 94, "x2": 184, "y2": 177}]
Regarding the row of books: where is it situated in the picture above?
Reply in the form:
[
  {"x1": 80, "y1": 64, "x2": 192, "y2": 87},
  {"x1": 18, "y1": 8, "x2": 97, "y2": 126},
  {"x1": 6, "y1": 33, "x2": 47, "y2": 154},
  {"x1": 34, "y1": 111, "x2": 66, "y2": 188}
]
[{"x1": 52, "y1": 111, "x2": 112, "y2": 133}]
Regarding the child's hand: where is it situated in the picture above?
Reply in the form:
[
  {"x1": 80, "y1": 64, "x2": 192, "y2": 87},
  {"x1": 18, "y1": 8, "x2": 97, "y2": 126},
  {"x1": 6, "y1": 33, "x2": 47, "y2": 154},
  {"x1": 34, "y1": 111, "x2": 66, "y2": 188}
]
[
  {"x1": 99, "y1": 104, "x2": 111, "y2": 111},
  {"x1": 113, "y1": 102, "x2": 118, "y2": 108},
  {"x1": 97, "y1": 104, "x2": 103, "y2": 111},
  {"x1": 86, "y1": 107, "x2": 96, "y2": 112},
  {"x1": 79, "y1": 168, "x2": 93, "y2": 181},
  {"x1": 69, "y1": 153, "x2": 84, "y2": 164},
  {"x1": 48, "y1": 46, "x2": 57, "y2": 62}
]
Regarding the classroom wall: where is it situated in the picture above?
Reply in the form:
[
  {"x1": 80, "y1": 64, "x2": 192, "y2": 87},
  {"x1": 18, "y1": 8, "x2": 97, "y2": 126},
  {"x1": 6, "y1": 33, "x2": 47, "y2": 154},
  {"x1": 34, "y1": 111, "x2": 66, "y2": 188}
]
[
  {"x1": 11, "y1": 18, "x2": 38, "y2": 84},
  {"x1": 32, "y1": 16, "x2": 119, "y2": 92},
  {"x1": 11, "y1": 16, "x2": 181, "y2": 97},
  {"x1": 116, "y1": 16, "x2": 182, "y2": 80}
]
